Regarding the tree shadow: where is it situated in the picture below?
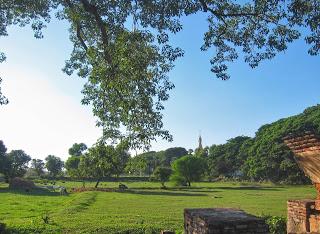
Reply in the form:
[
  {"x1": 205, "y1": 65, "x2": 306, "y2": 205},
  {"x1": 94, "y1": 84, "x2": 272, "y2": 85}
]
[
  {"x1": 213, "y1": 186, "x2": 283, "y2": 191},
  {"x1": 170, "y1": 188, "x2": 222, "y2": 193},
  {"x1": 167, "y1": 185, "x2": 282, "y2": 192},
  {"x1": 0, "y1": 187, "x2": 65, "y2": 196},
  {"x1": 118, "y1": 189, "x2": 207, "y2": 197}
]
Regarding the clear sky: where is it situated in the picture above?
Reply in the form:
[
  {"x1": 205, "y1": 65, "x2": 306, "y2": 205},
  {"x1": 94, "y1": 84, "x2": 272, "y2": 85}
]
[{"x1": 0, "y1": 13, "x2": 319, "y2": 160}]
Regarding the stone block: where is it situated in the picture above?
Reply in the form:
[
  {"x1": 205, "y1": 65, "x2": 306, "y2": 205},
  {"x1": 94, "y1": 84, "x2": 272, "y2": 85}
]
[{"x1": 184, "y1": 208, "x2": 268, "y2": 234}]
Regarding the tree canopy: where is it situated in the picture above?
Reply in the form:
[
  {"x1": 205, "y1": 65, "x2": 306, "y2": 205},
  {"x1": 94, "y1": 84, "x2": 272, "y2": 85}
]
[
  {"x1": 242, "y1": 104, "x2": 320, "y2": 183},
  {"x1": 160, "y1": 147, "x2": 188, "y2": 167},
  {"x1": 0, "y1": 140, "x2": 7, "y2": 174},
  {"x1": 4, "y1": 150, "x2": 31, "y2": 180},
  {"x1": 205, "y1": 104, "x2": 320, "y2": 184},
  {"x1": 45, "y1": 155, "x2": 64, "y2": 178},
  {"x1": 30, "y1": 159, "x2": 45, "y2": 177},
  {"x1": 125, "y1": 147, "x2": 187, "y2": 176},
  {"x1": 207, "y1": 136, "x2": 251, "y2": 178},
  {"x1": 0, "y1": 0, "x2": 319, "y2": 149},
  {"x1": 65, "y1": 155, "x2": 81, "y2": 178},
  {"x1": 153, "y1": 166, "x2": 172, "y2": 188},
  {"x1": 171, "y1": 155, "x2": 206, "y2": 186},
  {"x1": 79, "y1": 142, "x2": 129, "y2": 187},
  {"x1": 68, "y1": 143, "x2": 87, "y2": 157}
]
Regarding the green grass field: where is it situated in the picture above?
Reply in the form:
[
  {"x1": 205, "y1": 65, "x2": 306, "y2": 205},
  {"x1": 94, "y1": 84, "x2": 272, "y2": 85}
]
[{"x1": 0, "y1": 181, "x2": 316, "y2": 233}]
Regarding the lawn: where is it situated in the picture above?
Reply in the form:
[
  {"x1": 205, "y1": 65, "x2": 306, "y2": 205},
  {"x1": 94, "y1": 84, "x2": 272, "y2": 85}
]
[{"x1": 0, "y1": 181, "x2": 316, "y2": 233}]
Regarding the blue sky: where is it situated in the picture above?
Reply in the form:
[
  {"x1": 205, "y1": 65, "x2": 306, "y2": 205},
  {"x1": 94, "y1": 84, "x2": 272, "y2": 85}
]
[{"x1": 0, "y1": 13, "x2": 319, "y2": 160}]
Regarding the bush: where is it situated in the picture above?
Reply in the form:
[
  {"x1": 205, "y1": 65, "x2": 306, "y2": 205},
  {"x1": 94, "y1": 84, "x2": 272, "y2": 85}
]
[{"x1": 264, "y1": 215, "x2": 286, "y2": 234}]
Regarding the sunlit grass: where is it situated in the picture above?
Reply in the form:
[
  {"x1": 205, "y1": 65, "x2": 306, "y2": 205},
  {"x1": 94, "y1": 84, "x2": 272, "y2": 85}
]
[{"x1": 0, "y1": 181, "x2": 316, "y2": 233}]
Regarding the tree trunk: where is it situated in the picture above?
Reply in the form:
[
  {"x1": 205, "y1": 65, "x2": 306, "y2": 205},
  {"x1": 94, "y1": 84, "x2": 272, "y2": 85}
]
[
  {"x1": 188, "y1": 181, "x2": 191, "y2": 187},
  {"x1": 95, "y1": 178, "x2": 101, "y2": 188}
]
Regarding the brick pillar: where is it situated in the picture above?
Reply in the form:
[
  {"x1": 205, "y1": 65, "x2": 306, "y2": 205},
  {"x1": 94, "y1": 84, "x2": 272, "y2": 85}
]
[
  {"x1": 184, "y1": 208, "x2": 268, "y2": 234},
  {"x1": 283, "y1": 127, "x2": 320, "y2": 233},
  {"x1": 315, "y1": 183, "x2": 320, "y2": 201},
  {"x1": 309, "y1": 214, "x2": 320, "y2": 233},
  {"x1": 287, "y1": 199, "x2": 315, "y2": 234}
]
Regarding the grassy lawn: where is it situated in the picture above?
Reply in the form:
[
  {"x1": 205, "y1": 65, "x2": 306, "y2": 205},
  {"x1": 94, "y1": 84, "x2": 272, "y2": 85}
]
[{"x1": 0, "y1": 181, "x2": 316, "y2": 233}]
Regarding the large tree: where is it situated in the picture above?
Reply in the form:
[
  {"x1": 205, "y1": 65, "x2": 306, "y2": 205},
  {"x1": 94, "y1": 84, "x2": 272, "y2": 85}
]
[
  {"x1": 30, "y1": 159, "x2": 45, "y2": 177},
  {"x1": 68, "y1": 143, "x2": 87, "y2": 157},
  {"x1": 111, "y1": 145, "x2": 130, "y2": 178},
  {"x1": 126, "y1": 147, "x2": 187, "y2": 176},
  {"x1": 207, "y1": 136, "x2": 252, "y2": 178},
  {"x1": 66, "y1": 143, "x2": 88, "y2": 179},
  {"x1": 153, "y1": 166, "x2": 172, "y2": 188},
  {"x1": 1, "y1": 1, "x2": 319, "y2": 148},
  {"x1": 5, "y1": 150, "x2": 31, "y2": 180},
  {"x1": 126, "y1": 151, "x2": 160, "y2": 176},
  {"x1": 79, "y1": 142, "x2": 129, "y2": 187},
  {"x1": 243, "y1": 105, "x2": 320, "y2": 184},
  {"x1": 171, "y1": 155, "x2": 206, "y2": 186},
  {"x1": 65, "y1": 156, "x2": 81, "y2": 178},
  {"x1": 160, "y1": 147, "x2": 188, "y2": 167},
  {"x1": 45, "y1": 155, "x2": 64, "y2": 178},
  {"x1": 0, "y1": 140, "x2": 6, "y2": 156},
  {"x1": 0, "y1": 140, "x2": 7, "y2": 175}
]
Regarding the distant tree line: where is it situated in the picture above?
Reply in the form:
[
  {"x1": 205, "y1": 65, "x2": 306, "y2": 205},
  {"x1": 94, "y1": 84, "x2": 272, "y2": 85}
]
[
  {"x1": 205, "y1": 105, "x2": 320, "y2": 184},
  {"x1": 122, "y1": 104, "x2": 320, "y2": 185},
  {"x1": 125, "y1": 147, "x2": 188, "y2": 176},
  {"x1": 1, "y1": 104, "x2": 319, "y2": 186},
  {"x1": 0, "y1": 142, "x2": 64, "y2": 182}
]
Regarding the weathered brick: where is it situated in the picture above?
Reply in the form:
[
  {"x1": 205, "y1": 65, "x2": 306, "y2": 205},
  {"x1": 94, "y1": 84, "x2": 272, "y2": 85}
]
[
  {"x1": 287, "y1": 199, "x2": 316, "y2": 234},
  {"x1": 184, "y1": 208, "x2": 268, "y2": 234}
]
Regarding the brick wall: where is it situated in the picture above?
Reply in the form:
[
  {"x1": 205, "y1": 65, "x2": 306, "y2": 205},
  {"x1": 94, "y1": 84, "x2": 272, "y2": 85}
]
[
  {"x1": 284, "y1": 132, "x2": 320, "y2": 234},
  {"x1": 283, "y1": 132, "x2": 320, "y2": 185},
  {"x1": 287, "y1": 199, "x2": 316, "y2": 233}
]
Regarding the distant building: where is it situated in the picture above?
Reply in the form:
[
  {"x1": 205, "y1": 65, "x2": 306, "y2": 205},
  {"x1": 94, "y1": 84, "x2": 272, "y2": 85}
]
[{"x1": 198, "y1": 135, "x2": 203, "y2": 150}]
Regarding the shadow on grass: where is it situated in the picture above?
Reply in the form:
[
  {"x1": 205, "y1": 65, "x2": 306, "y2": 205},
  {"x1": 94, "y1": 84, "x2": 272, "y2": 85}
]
[
  {"x1": 170, "y1": 188, "x2": 222, "y2": 193},
  {"x1": 0, "y1": 187, "x2": 63, "y2": 196},
  {"x1": 213, "y1": 186, "x2": 283, "y2": 191},
  {"x1": 119, "y1": 189, "x2": 207, "y2": 197},
  {"x1": 168, "y1": 186, "x2": 282, "y2": 192}
]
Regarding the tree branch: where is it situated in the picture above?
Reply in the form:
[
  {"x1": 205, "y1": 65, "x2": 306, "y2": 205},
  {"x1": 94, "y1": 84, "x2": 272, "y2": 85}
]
[
  {"x1": 76, "y1": 24, "x2": 88, "y2": 51},
  {"x1": 64, "y1": 0, "x2": 88, "y2": 51},
  {"x1": 199, "y1": 0, "x2": 259, "y2": 18},
  {"x1": 79, "y1": 0, "x2": 112, "y2": 64},
  {"x1": 199, "y1": 1, "x2": 278, "y2": 28}
]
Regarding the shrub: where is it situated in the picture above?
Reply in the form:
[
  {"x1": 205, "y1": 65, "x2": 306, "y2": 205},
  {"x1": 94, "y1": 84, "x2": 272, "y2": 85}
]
[{"x1": 264, "y1": 215, "x2": 286, "y2": 234}]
